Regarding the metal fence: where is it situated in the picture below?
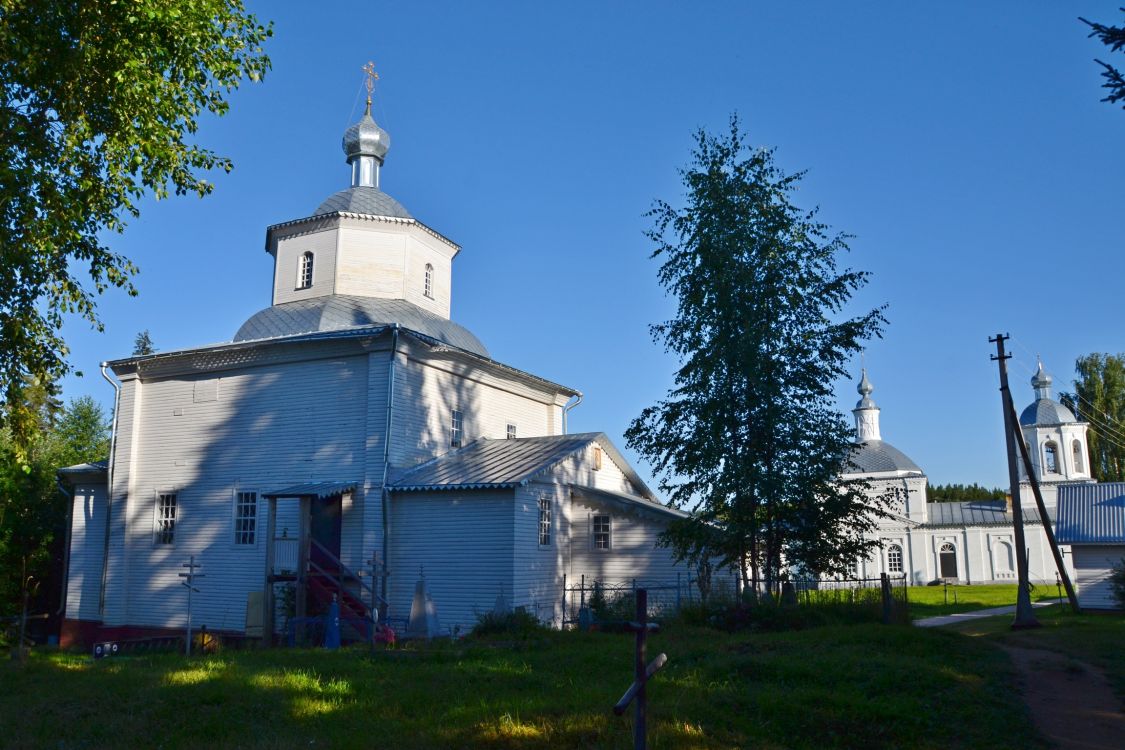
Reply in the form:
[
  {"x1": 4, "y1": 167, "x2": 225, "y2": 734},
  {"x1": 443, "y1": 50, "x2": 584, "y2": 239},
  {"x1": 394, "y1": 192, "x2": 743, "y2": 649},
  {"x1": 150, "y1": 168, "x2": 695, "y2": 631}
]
[{"x1": 562, "y1": 574, "x2": 709, "y2": 626}]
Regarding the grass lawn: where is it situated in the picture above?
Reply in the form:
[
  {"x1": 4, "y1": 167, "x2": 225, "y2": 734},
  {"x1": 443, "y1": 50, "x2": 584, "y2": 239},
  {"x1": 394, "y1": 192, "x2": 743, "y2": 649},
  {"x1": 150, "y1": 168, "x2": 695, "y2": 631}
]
[
  {"x1": 907, "y1": 583, "x2": 1061, "y2": 619},
  {"x1": 947, "y1": 603, "x2": 1125, "y2": 699},
  {"x1": 2, "y1": 624, "x2": 1045, "y2": 749}
]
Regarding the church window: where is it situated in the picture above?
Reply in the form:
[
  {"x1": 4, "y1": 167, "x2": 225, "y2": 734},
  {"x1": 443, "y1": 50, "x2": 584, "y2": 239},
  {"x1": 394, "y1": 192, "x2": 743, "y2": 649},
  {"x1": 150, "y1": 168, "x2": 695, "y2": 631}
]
[
  {"x1": 1044, "y1": 442, "x2": 1059, "y2": 473},
  {"x1": 593, "y1": 514, "x2": 611, "y2": 550},
  {"x1": 939, "y1": 543, "x2": 957, "y2": 579},
  {"x1": 995, "y1": 541, "x2": 1014, "y2": 573},
  {"x1": 1073, "y1": 440, "x2": 1084, "y2": 473},
  {"x1": 507, "y1": 423, "x2": 517, "y2": 440},
  {"x1": 593, "y1": 446, "x2": 603, "y2": 471},
  {"x1": 887, "y1": 544, "x2": 903, "y2": 574},
  {"x1": 424, "y1": 263, "x2": 434, "y2": 298},
  {"x1": 155, "y1": 493, "x2": 177, "y2": 545},
  {"x1": 297, "y1": 252, "x2": 314, "y2": 289},
  {"x1": 538, "y1": 495, "x2": 552, "y2": 546},
  {"x1": 234, "y1": 491, "x2": 257, "y2": 545},
  {"x1": 450, "y1": 409, "x2": 463, "y2": 448}
]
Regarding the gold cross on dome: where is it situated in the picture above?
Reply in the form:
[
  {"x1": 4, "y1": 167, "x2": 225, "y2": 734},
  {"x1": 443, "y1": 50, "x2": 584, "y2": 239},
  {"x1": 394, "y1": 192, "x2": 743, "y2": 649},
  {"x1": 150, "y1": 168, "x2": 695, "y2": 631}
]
[{"x1": 362, "y1": 61, "x2": 379, "y2": 95}]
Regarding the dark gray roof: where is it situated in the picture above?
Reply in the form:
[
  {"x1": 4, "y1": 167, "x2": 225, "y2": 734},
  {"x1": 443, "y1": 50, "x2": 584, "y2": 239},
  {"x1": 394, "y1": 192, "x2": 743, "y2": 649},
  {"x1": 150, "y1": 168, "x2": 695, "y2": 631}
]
[
  {"x1": 58, "y1": 460, "x2": 108, "y2": 475},
  {"x1": 1019, "y1": 398, "x2": 1077, "y2": 426},
  {"x1": 234, "y1": 295, "x2": 489, "y2": 357},
  {"x1": 924, "y1": 500, "x2": 1050, "y2": 528},
  {"x1": 314, "y1": 186, "x2": 411, "y2": 219},
  {"x1": 263, "y1": 481, "x2": 357, "y2": 499},
  {"x1": 848, "y1": 440, "x2": 922, "y2": 474},
  {"x1": 1056, "y1": 482, "x2": 1125, "y2": 544},
  {"x1": 391, "y1": 433, "x2": 657, "y2": 501}
]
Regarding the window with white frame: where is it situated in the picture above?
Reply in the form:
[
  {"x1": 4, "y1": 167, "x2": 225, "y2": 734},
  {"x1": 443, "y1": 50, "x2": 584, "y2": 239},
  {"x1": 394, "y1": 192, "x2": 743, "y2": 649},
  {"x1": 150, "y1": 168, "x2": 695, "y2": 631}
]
[
  {"x1": 507, "y1": 423, "x2": 517, "y2": 440},
  {"x1": 450, "y1": 408, "x2": 463, "y2": 448},
  {"x1": 1044, "y1": 441, "x2": 1059, "y2": 473},
  {"x1": 887, "y1": 544, "x2": 903, "y2": 573},
  {"x1": 593, "y1": 446, "x2": 603, "y2": 471},
  {"x1": 593, "y1": 514, "x2": 611, "y2": 550},
  {"x1": 424, "y1": 263, "x2": 434, "y2": 298},
  {"x1": 538, "y1": 495, "x2": 551, "y2": 546},
  {"x1": 234, "y1": 491, "x2": 257, "y2": 545},
  {"x1": 1073, "y1": 440, "x2": 1084, "y2": 473},
  {"x1": 297, "y1": 252, "x2": 314, "y2": 289},
  {"x1": 155, "y1": 493, "x2": 177, "y2": 545}
]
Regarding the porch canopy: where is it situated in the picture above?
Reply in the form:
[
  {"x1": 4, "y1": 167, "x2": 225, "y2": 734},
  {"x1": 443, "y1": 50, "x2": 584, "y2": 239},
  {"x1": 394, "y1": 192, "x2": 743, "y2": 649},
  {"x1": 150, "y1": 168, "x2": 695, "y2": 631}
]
[{"x1": 263, "y1": 481, "x2": 356, "y2": 499}]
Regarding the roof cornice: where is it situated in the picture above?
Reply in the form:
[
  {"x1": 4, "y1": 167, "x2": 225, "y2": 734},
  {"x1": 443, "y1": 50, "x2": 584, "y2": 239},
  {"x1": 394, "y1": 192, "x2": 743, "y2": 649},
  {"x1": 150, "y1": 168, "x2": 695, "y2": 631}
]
[{"x1": 265, "y1": 211, "x2": 460, "y2": 255}]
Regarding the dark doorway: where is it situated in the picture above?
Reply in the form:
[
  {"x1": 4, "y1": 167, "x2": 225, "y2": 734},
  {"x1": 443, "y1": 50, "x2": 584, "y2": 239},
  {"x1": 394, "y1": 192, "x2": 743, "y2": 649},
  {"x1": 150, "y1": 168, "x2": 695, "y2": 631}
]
[
  {"x1": 310, "y1": 495, "x2": 342, "y2": 569},
  {"x1": 939, "y1": 543, "x2": 958, "y2": 579}
]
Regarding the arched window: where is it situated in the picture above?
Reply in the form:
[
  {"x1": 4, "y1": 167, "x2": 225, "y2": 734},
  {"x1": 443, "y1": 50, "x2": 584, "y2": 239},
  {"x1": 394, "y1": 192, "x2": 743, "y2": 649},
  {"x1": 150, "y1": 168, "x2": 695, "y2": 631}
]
[
  {"x1": 887, "y1": 544, "x2": 903, "y2": 574},
  {"x1": 994, "y1": 541, "x2": 1014, "y2": 574},
  {"x1": 297, "y1": 252, "x2": 314, "y2": 289},
  {"x1": 939, "y1": 543, "x2": 957, "y2": 579},
  {"x1": 424, "y1": 263, "x2": 434, "y2": 298},
  {"x1": 1073, "y1": 440, "x2": 1084, "y2": 473},
  {"x1": 1044, "y1": 441, "x2": 1059, "y2": 473}
]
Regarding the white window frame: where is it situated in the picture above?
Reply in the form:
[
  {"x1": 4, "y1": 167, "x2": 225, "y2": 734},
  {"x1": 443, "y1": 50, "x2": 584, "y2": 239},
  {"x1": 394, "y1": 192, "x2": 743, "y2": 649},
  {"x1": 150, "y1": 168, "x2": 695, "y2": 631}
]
[
  {"x1": 1044, "y1": 441, "x2": 1059, "y2": 473},
  {"x1": 297, "y1": 251, "x2": 314, "y2": 289},
  {"x1": 451, "y1": 408, "x2": 463, "y2": 449},
  {"x1": 234, "y1": 490, "x2": 258, "y2": 546},
  {"x1": 507, "y1": 423, "x2": 517, "y2": 440},
  {"x1": 593, "y1": 446, "x2": 603, "y2": 471},
  {"x1": 154, "y1": 491, "x2": 177, "y2": 546},
  {"x1": 593, "y1": 514, "x2": 611, "y2": 551},
  {"x1": 538, "y1": 495, "x2": 552, "y2": 547},
  {"x1": 424, "y1": 263, "x2": 434, "y2": 299},
  {"x1": 887, "y1": 543, "x2": 903, "y2": 574},
  {"x1": 1073, "y1": 440, "x2": 1084, "y2": 473}
]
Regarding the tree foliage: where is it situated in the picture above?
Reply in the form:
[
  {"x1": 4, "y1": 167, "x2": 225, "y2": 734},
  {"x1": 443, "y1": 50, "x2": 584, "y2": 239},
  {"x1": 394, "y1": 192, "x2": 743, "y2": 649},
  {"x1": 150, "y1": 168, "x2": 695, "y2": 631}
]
[
  {"x1": 1060, "y1": 353, "x2": 1125, "y2": 482},
  {"x1": 1081, "y1": 10, "x2": 1125, "y2": 108},
  {"x1": 133, "y1": 330, "x2": 155, "y2": 356},
  {"x1": 926, "y1": 483, "x2": 1007, "y2": 503},
  {"x1": 0, "y1": 393, "x2": 109, "y2": 620},
  {"x1": 626, "y1": 118, "x2": 889, "y2": 596},
  {"x1": 0, "y1": 0, "x2": 270, "y2": 451}
]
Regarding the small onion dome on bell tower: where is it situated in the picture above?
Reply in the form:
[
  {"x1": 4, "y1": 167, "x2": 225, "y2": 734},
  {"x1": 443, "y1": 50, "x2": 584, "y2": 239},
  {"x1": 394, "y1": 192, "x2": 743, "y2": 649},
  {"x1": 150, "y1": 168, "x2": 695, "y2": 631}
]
[
  {"x1": 343, "y1": 62, "x2": 391, "y2": 188},
  {"x1": 853, "y1": 368, "x2": 881, "y2": 442},
  {"x1": 1031, "y1": 360, "x2": 1053, "y2": 401}
]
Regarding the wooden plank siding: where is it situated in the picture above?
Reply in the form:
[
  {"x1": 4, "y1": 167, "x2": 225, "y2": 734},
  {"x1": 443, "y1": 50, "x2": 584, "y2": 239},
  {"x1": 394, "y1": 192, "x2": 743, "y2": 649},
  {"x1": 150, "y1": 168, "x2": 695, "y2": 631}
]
[
  {"x1": 65, "y1": 484, "x2": 108, "y2": 622},
  {"x1": 273, "y1": 225, "x2": 338, "y2": 305},
  {"x1": 1073, "y1": 545, "x2": 1125, "y2": 610},
  {"x1": 388, "y1": 490, "x2": 515, "y2": 633}
]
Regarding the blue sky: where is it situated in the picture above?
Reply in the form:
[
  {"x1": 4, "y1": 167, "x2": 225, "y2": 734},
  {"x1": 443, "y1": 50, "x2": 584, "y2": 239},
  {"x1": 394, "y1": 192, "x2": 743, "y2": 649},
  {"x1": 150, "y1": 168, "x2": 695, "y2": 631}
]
[{"x1": 58, "y1": 1, "x2": 1124, "y2": 491}]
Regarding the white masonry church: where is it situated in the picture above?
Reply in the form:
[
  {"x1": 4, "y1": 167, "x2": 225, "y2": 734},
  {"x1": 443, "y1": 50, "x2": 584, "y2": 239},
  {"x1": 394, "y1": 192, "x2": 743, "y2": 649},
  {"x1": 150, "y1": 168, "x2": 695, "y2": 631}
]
[
  {"x1": 845, "y1": 364, "x2": 1090, "y2": 586},
  {"x1": 58, "y1": 92, "x2": 692, "y2": 647}
]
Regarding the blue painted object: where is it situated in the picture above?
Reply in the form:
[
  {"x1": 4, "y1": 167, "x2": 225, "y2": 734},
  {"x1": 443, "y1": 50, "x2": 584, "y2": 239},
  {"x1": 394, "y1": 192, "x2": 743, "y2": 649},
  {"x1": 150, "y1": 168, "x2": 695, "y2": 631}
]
[{"x1": 324, "y1": 599, "x2": 341, "y2": 649}]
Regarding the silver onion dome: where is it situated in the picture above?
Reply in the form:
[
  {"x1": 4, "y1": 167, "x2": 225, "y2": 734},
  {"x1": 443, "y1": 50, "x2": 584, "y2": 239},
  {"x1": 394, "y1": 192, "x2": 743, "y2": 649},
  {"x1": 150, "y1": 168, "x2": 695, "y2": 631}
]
[{"x1": 343, "y1": 101, "x2": 390, "y2": 164}]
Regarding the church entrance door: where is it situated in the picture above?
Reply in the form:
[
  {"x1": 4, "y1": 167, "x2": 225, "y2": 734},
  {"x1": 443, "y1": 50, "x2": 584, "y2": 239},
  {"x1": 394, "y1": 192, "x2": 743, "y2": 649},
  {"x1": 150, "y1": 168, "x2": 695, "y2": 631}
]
[
  {"x1": 310, "y1": 495, "x2": 343, "y2": 570},
  {"x1": 939, "y1": 543, "x2": 958, "y2": 579}
]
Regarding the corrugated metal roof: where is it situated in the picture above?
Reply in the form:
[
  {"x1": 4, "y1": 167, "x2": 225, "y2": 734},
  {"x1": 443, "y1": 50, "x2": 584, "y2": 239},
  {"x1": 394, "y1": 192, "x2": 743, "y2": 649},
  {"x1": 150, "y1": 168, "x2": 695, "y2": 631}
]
[
  {"x1": 390, "y1": 432, "x2": 656, "y2": 501},
  {"x1": 922, "y1": 500, "x2": 1050, "y2": 528},
  {"x1": 1056, "y1": 482, "x2": 1125, "y2": 544},
  {"x1": 1019, "y1": 398, "x2": 1077, "y2": 426},
  {"x1": 263, "y1": 481, "x2": 357, "y2": 499},
  {"x1": 314, "y1": 186, "x2": 411, "y2": 219}
]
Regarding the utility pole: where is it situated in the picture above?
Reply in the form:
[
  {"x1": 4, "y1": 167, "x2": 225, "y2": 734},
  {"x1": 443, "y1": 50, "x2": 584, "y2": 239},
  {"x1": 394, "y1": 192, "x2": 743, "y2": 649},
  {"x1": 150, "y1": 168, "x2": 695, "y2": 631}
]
[{"x1": 990, "y1": 334, "x2": 1040, "y2": 629}]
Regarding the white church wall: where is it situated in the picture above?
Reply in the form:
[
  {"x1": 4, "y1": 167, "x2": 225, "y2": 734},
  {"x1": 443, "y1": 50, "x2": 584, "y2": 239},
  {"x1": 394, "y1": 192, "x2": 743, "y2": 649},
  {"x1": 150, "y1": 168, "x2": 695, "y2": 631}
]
[
  {"x1": 566, "y1": 493, "x2": 683, "y2": 587},
  {"x1": 110, "y1": 355, "x2": 371, "y2": 631},
  {"x1": 334, "y1": 225, "x2": 405, "y2": 301},
  {"x1": 402, "y1": 231, "x2": 453, "y2": 319},
  {"x1": 1071, "y1": 545, "x2": 1125, "y2": 610},
  {"x1": 65, "y1": 483, "x2": 108, "y2": 622},
  {"x1": 389, "y1": 347, "x2": 560, "y2": 470},
  {"x1": 513, "y1": 482, "x2": 569, "y2": 625},
  {"x1": 388, "y1": 489, "x2": 515, "y2": 634},
  {"x1": 103, "y1": 375, "x2": 140, "y2": 626},
  {"x1": 552, "y1": 450, "x2": 638, "y2": 498},
  {"x1": 272, "y1": 224, "x2": 339, "y2": 305}
]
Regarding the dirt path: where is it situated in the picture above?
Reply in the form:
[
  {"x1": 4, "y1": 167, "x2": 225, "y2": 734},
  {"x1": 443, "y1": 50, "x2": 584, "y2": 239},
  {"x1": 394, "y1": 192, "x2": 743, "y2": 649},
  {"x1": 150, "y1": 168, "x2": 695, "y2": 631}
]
[{"x1": 1002, "y1": 645, "x2": 1125, "y2": 750}]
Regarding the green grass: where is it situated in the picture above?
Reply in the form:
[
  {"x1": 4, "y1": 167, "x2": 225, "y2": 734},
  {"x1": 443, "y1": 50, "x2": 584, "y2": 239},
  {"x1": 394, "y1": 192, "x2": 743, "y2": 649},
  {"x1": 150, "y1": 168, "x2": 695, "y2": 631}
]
[
  {"x1": 947, "y1": 603, "x2": 1125, "y2": 698},
  {"x1": 907, "y1": 583, "x2": 1061, "y2": 619},
  {"x1": 1, "y1": 624, "x2": 1045, "y2": 749}
]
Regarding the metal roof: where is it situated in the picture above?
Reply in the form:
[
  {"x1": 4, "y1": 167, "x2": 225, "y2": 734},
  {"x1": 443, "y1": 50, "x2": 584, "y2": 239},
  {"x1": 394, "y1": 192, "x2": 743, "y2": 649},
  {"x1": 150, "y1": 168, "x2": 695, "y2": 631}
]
[
  {"x1": 58, "y1": 460, "x2": 108, "y2": 475},
  {"x1": 263, "y1": 481, "x2": 357, "y2": 499},
  {"x1": 1019, "y1": 398, "x2": 1077, "y2": 426},
  {"x1": 570, "y1": 484, "x2": 688, "y2": 520},
  {"x1": 233, "y1": 295, "x2": 490, "y2": 357},
  {"x1": 1056, "y1": 482, "x2": 1125, "y2": 544},
  {"x1": 922, "y1": 500, "x2": 1050, "y2": 528},
  {"x1": 847, "y1": 440, "x2": 923, "y2": 474},
  {"x1": 390, "y1": 432, "x2": 657, "y2": 501},
  {"x1": 314, "y1": 186, "x2": 411, "y2": 219}
]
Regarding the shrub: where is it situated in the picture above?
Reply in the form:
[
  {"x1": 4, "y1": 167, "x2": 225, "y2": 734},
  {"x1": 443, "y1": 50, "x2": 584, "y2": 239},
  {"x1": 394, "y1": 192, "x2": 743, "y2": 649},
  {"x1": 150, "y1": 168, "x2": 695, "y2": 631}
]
[
  {"x1": 470, "y1": 608, "x2": 550, "y2": 639},
  {"x1": 1110, "y1": 558, "x2": 1125, "y2": 609}
]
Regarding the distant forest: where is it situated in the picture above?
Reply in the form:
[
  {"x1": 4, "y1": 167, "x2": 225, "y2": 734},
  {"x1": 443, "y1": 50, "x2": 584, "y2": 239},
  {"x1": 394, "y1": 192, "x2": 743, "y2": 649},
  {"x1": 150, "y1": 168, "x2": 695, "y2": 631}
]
[{"x1": 926, "y1": 483, "x2": 1008, "y2": 503}]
